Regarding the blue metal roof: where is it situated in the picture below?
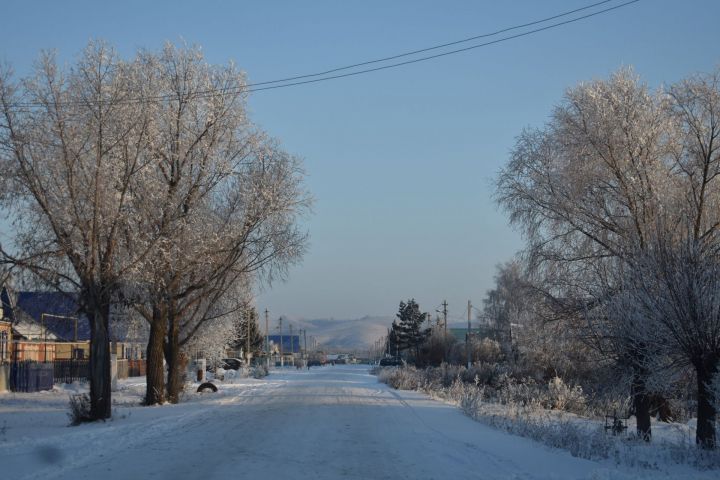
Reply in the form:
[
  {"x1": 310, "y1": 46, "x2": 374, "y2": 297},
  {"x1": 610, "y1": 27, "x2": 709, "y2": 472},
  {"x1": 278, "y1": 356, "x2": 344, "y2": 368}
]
[
  {"x1": 267, "y1": 335, "x2": 301, "y2": 353},
  {"x1": 15, "y1": 292, "x2": 90, "y2": 341}
]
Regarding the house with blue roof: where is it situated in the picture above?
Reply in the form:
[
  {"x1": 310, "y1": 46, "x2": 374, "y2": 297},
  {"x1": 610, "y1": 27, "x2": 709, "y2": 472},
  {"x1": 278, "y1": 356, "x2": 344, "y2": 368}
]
[
  {"x1": 15, "y1": 292, "x2": 89, "y2": 342},
  {"x1": 0, "y1": 285, "x2": 146, "y2": 361}
]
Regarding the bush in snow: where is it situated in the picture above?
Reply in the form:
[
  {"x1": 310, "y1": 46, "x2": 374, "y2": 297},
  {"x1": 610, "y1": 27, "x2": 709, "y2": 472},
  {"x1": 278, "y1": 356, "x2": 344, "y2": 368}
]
[
  {"x1": 376, "y1": 365, "x2": 423, "y2": 391},
  {"x1": 375, "y1": 363, "x2": 589, "y2": 415},
  {"x1": 67, "y1": 393, "x2": 92, "y2": 426},
  {"x1": 546, "y1": 376, "x2": 586, "y2": 414},
  {"x1": 473, "y1": 338, "x2": 503, "y2": 364},
  {"x1": 251, "y1": 364, "x2": 269, "y2": 379}
]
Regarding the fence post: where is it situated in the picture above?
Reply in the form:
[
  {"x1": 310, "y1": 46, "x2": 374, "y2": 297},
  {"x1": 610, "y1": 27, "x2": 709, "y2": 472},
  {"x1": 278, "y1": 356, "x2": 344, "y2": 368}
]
[
  {"x1": 0, "y1": 364, "x2": 9, "y2": 392},
  {"x1": 195, "y1": 358, "x2": 206, "y2": 382},
  {"x1": 111, "y1": 354, "x2": 118, "y2": 391}
]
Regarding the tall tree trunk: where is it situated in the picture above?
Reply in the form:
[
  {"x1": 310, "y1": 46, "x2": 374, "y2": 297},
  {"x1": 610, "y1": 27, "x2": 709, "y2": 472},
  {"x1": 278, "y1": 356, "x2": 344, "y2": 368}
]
[
  {"x1": 695, "y1": 357, "x2": 718, "y2": 449},
  {"x1": 631, "y1": 372, "x2": 652, "y2": 441},
  {"x1": 87, "y1": 294, "x2": 112, "y2": 420},
  {"x1": 145, "y1": 304, "x2": 167, "y2": 405},
  {"x1": 165, "y1": 306, "x2": 184, "y2": 404}
]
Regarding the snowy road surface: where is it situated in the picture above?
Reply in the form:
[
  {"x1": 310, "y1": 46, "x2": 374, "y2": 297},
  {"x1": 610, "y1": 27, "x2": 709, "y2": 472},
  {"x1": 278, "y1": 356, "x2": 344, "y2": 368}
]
[{"x1": 0, "y1": 365, "x2": 668, "y2": 479}]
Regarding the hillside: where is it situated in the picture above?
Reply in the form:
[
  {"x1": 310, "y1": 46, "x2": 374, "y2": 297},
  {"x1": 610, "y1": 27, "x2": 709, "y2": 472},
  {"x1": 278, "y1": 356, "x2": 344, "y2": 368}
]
[{"x1": 279, "y1": 315, "x2": 393, "y2": 352}]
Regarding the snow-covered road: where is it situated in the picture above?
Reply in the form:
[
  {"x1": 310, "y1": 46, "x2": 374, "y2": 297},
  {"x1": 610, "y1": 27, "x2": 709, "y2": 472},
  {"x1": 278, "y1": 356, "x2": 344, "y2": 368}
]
[{"x1": 1, "y1": 365, "x2": 657, "y2": 479}]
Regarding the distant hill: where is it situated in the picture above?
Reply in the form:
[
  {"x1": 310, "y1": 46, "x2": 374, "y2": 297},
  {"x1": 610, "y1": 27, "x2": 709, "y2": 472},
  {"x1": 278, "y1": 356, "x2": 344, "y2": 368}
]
[
  {"x1": 277, "y1": 315, "x2": 394, "y2": 353},
  {"x1": 272, "y1": 317, "x2": 489, "y2": 353}
]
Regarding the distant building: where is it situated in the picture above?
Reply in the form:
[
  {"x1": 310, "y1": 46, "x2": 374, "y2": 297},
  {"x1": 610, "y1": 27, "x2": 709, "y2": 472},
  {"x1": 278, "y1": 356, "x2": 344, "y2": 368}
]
[{"x1": 267, "y1": 335, "x2": 301, "y2": 354}]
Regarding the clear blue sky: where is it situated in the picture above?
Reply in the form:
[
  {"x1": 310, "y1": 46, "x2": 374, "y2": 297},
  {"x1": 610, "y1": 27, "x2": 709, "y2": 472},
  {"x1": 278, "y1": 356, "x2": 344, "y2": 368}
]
[{"x1": 1, "y1": 1, "x2": 718, "y2": 320}]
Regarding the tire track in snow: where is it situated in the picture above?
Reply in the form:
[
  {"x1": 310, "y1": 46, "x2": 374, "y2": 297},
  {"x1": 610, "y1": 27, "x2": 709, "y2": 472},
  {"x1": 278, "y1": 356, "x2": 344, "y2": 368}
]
[{"x1": 381, "y1": 384, "x2": 530, "y2": 477}]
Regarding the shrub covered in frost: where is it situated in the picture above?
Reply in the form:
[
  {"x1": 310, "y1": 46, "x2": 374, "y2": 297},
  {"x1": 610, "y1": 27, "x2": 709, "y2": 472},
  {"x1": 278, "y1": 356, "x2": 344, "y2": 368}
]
[
  {"x1": 376, "y1": 365, "x2": 423, "y2": 390},
  {"x1": 375, "y1": 363, "x2": 588, "y2": 415},
  {"x1": 67, "y1": 393, "x2": 92, "y2": 425},
  {"x1": 251, "y1": 364, "x2": 269, "y2": 379},
  {"x1": 546, "y1": 376, "x2": 586, "y2": 413}
]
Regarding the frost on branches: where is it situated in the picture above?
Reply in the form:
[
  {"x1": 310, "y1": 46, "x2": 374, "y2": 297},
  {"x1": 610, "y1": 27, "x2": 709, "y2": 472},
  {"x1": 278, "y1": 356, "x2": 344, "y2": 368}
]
[
  {"x1": 0, "y1": 41, "x2": 310, "y2": 414},
  {"x1": 497, "y1": 67, "x2": 720, "y2": 447}
]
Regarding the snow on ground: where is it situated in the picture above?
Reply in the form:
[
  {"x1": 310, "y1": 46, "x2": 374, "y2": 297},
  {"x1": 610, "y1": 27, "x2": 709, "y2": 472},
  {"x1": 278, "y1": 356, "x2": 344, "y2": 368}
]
[{"x1": 0, "y1": 365, "x2": 714, "y2": 480}]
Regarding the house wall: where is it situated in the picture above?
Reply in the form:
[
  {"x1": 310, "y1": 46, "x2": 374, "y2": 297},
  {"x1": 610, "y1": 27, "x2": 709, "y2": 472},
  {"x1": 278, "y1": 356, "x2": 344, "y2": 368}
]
[
  {"x1": 54, "y1": 341, "x2": 90, "y2": 360},
  {"x1": 111, "y1": 342, "x2": 144, "y2": 360},
  {"x1": 13, "y1": 341, "x2": 56, "y2": 362}
]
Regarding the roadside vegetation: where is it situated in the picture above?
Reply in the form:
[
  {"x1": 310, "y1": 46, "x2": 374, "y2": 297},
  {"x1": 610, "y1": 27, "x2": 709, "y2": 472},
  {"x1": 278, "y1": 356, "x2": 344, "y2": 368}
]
[
  {"x1": 374, "y1": 363, "x2": 720, "y2": 469},
  {"x1": 376, "y1": 65, "x2": 720, "y2": 460}
]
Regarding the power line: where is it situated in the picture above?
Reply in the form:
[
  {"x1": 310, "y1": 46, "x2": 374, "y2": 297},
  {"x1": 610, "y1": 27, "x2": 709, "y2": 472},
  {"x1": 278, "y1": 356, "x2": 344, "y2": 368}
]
[
  {"x1": 5, "y1": 0, "x2": 641, "y2": 108},
  {"x1": 244, "y1": 0, "x2": 640, "y2": 94},
  {"x1": 240, "y1": 0, "x2": 619, "y2": 88}
]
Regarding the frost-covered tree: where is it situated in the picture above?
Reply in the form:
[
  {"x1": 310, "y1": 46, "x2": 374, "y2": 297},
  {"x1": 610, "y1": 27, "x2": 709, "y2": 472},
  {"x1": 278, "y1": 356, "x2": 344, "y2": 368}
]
[
  {"x1": 611, "y1": 229, "x2": 720, "y2": 448},
  {"x1": 0, "y1": 41, "x2": 311, "y2": 410},
  {"x1": 481, "y1": 260, "x2": 534, "y2": 360},
  {"x1": 124, "y1": 44, "x2": 310, "y2": 404},
  {"x1": 181, "y1": 282, "x2": 253, "y2": 366},
  {"x1": 229, "y1": 306, "x2": 265, "y2": 359},
  {"x1": 496, "y1": 68, "x2": 675, "y2": 440},
  {"x1": 609, "y1": 69, "x2": 720, "y2": 448},
  {"x1": 497, "y1": 66, "x2": 720, "y2": 443},
  {"x1": 0, "y1": 43, "x2": 160, "y2": 420}
]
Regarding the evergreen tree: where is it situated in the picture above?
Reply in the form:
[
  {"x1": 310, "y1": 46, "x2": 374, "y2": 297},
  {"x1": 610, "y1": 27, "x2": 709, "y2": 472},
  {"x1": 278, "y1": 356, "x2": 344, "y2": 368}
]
[
  {"x1": 391, "y1": 299, "x2": 430, "y2": 362},
  {"x1": 387, "y1": 325, "x2": 400, "y2": 357}
]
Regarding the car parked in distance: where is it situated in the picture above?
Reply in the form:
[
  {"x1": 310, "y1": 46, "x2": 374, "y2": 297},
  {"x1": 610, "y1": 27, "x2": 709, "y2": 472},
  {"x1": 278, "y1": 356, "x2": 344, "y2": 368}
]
[
  {"x1": 379, "y1": 357, "x2": 403, "y2": 367},
  {"x1": 221, "y1": 358, "x2": 244, "y2": 370}
]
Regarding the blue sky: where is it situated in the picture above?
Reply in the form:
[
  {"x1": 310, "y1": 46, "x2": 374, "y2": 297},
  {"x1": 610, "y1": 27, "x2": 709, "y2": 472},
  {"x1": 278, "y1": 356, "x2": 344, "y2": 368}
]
[{"x1": 1, "y1": 1, "x2": 718, "y2": 320}]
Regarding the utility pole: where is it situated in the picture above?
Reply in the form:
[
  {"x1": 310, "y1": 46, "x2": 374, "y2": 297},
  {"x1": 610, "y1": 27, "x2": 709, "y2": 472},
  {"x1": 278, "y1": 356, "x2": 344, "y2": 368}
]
[
  {"x1": 442, "y1": 300, "x2": 449, "y2": 363},
  {"x1": 279, "y1": 317, "x2": 284, "y2": 367},
  {"x1": 246, "y1": 310, "x2": 251, "y2": 367},
  {"x1": 289, "y1": 323, "x2": 294, "y2": 366},
  {"x1": 442, "y1": 300, "x2": 448, "y2": 335},
  {"x1": 466, "y1": 300, "x2": 472, "y2": 369},
  {"x1": 265, "y1": 309, "x2": 270, "y2": 369}
]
